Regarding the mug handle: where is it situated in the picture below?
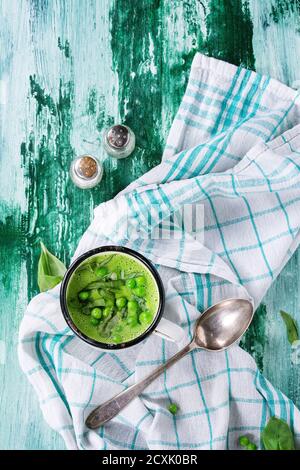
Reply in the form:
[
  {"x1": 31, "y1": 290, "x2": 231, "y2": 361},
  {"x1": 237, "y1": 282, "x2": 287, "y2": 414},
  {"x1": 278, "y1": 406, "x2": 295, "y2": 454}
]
[{"x1": 153, "y1": 317, "x2": 185, "y2": 343}]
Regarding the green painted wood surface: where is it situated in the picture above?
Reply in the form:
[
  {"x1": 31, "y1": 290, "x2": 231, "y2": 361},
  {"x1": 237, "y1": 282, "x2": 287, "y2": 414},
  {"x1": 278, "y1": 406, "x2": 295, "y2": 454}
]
[{"x1": 1, "y1": 0, "x2": 300, "y2": 450}]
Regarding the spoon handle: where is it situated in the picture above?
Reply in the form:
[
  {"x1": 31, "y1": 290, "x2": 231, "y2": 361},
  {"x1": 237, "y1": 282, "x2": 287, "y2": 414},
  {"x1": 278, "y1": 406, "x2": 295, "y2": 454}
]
[{"x1": 86, "y1": 341, "x2": 195, "y2": 429}]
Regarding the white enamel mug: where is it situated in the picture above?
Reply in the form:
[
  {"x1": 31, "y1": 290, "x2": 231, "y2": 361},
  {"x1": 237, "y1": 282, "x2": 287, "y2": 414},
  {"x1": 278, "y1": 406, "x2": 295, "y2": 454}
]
[{"x1": 60, "y1": 246, "x2": 184, "y2": 350}]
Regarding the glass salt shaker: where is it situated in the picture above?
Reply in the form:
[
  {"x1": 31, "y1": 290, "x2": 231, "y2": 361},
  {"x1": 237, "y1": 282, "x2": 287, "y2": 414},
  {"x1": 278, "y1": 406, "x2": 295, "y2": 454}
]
[
  {"x1": 102, "y1": 124, "x2": 135, "y2": 159},
  {"x1": 70, "y1": 154, "x2": 103, "y2": 189}
]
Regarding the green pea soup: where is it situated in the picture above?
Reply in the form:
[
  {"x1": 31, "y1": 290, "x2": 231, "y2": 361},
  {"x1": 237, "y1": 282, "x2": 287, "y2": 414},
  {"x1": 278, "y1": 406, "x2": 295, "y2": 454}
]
[{"x1": 66, "y1": 251, "x2": 160, "y2": 345}]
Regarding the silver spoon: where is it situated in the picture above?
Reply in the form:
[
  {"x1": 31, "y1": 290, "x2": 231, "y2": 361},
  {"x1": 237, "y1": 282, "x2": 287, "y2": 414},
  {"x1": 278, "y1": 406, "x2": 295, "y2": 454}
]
[{"x1": 86, "y1": 298, "x2": 253, "y2": 429}]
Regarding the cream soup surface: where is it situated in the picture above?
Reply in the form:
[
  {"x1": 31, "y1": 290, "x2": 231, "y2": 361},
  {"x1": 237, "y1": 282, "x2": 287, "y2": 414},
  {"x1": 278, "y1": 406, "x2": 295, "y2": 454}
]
[{"x1": 66, "y1": 252, "x2": 160, "y2": 344}]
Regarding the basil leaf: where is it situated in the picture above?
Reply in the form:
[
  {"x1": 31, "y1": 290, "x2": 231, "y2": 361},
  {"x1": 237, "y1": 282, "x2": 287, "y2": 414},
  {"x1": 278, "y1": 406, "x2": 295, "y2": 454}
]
[
  {"x1": 38, "y1": 242, "x2": 66, "y2": 292},
  {"x1": 280, "y1": 310, "x2": 299, "y2": 345},
  {"x1": 261, "y1": 416, "x2": 295, "y2": 450}
]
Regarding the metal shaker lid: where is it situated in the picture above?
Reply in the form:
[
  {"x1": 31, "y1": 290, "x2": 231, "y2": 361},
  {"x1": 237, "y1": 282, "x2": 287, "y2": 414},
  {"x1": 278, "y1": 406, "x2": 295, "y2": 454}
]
[
  {"x1": 106, "y1": 124, "x2": 130, "y2": 149},
  {"x1": 103, "y1": 124, "x2": 135, "y2": 159},
  {"x1": 70, "y1": 155, "x2": 103, "y2": 189},
  {"x1": 74, "y1": 155, "x2": 98, "y2": 179}
]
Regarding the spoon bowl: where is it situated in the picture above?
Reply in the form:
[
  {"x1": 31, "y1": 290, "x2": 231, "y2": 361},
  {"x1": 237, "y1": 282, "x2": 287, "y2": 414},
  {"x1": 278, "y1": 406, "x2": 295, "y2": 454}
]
[
  {"x1": 86, "y1": 297, "x2": 254, "y2": 429},
  {"x1": 194, "y1": 298, "x2": 254, "y2": 350}
]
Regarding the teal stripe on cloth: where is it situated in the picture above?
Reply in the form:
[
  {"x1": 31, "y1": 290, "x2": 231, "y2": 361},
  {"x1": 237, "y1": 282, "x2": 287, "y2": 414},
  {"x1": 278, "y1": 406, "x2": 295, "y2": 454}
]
[
  {"x1": 211, "y1": 67, "x2": 243, "y2": 133},
  {"x1": 148, "y1": 435, "x2": 226, "y2": 449},
  {"x1": 204, "y1": 75, "x2": 270, "y2": 175},
  {"x1": 130, "y1": 411, "x2": 152, "y2": 449},
  {"x1": 190, "y1": 350, "x2": 213, "y2": 449},
  {"x1": 57, "y1": 336, "x2": 74, "y2": 381},
  {"x1": 218, "y1": 228, "x2": 297, "y2": 257},
  {"x1": 153, "y1": 400, "x2": 229, "y2": 421},
  {"x1": 162, "y1": 70, "x2": 248, "y2": 182},
  {"x1": 252, "y1": 159, "x2": 294, "y2": 240},
  {"x1": 242, "y1": 196, "x2": 274, "y2": 279},
  {"x1": 195, "y1": 180, "x2": 243, "y2": 283},
  {"x1": 268, "y1": 92, "x2": 300, "y2": 140},
  {"x1": 230, "y1": 172, "x2": 274, "y2": 279},
  {"x1": 219, "y1": 69, "x2": 252, "y2": 131},
  {"x1": 204, "y1": 194, "x2": 300, "y2": 232},
  {"x1": 162, "y1": 339, "x2": 181, "y2": 449},
  {"x1": 35, "y1": 333, "x2": 71, "y2": 416}
]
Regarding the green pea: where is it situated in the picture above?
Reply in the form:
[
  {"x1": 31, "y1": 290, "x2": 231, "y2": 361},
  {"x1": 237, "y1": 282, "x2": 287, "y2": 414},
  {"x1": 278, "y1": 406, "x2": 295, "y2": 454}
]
[
  {"x1": 90, "y1": 317, "x2": 100, "y2": 326},
  {"x1": 135, "y1": 276, "x2": 145, "y2": 287},
  {"x1": 247, "y1": 443, "x2": 257, "y2": 450},
  {"x1": 239, "y1": 435, "x2": 250, "y2": 447},
  {"x1": 112, "y1": 334, "x2": 122, "y2": 344},
  {"x1": 91, "y1": 307, "x2": 102, "y2": 319},
  {"x1": 168, "y1": 403, "x2": 178, "y2": 415},
  {"x1": 78, "y1": 291, "x2": 89, "y2": 301},
  {"x1": 127, "y1": 316, "x2": 138, "y2": 327},
  {"x1": 95, "y1": 266, "x2": 108, "y2": 278},
  {"x1": 103, "y1": 307, "x2": 113, "y2": 318},
  {"x1": 133, "y1": 286, "x2": 146, "y2": 297},
  {"x1": 139, "y1": 311, "x2": 153, "y2": 324},
  {"x1": 116, "y1": 297, "x2": 127, "y2": 308},
  {"x1": 127, "y1": 300, "x2": 138, "y2": 313},
  {"x1": 126, "y1": 278, "x2": 136, "y2": 289}
]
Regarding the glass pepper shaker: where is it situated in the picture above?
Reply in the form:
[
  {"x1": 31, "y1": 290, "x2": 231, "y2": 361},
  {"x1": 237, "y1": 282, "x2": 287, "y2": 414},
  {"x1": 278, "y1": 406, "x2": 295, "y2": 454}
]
[
  {"x1": 70, "y1": 154, "x2": 103, "y2": 189},
  {"x1": 102, "y1": 124, "x2": 135, "y2": 159}
]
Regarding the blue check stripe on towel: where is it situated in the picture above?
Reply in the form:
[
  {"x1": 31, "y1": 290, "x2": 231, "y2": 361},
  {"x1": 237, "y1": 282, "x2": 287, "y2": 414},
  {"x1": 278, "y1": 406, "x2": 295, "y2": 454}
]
[{"x1": 19, "y1": 53, "x2": 300, "y2": 449}]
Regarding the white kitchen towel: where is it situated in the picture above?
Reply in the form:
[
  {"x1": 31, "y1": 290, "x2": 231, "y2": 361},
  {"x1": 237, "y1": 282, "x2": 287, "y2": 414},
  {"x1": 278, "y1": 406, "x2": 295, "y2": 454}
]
[{"x1": 19, "y1": 53, "x2": 300, "y2": 450}]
